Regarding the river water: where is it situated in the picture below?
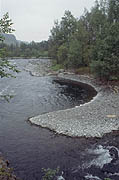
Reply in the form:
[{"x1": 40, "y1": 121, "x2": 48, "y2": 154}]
[{"x1": 0, "y1": 59, "x2": 119, "y2": 180}]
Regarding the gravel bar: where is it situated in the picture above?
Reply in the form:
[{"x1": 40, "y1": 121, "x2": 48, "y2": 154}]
[{"x1": 29, "y1": 73, "x2": 119, "y2": 138}]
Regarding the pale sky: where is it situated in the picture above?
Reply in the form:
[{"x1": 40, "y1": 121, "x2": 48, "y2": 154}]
[{"x1": 0, "y1": 0, "x2": 95, "y2": 42}]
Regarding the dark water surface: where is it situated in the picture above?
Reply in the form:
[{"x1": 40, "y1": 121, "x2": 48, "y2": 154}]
[{"x1": 0, "y1": 59, "x2": 119, "y2": 180}]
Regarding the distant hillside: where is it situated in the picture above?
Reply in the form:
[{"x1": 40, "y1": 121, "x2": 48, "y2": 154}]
[
  {"x1": 1, "y1": 34, "x2": 28, "y2": 46},
  {"x1": 2, "y1": 33, "x2": 18, "y2": 45}
]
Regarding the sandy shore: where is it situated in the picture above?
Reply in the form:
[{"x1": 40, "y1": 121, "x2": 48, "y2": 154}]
[{"x1": 29, "y1": 71, "x2": 119, "y2": 138}]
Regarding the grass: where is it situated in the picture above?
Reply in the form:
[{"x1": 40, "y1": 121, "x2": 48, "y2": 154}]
[
  {"x1": 51, "y1": 64, "x2": 64, "y2": 71},
  {"x1": 75, "y1": 67, "x2": 91, "y2": 75}
]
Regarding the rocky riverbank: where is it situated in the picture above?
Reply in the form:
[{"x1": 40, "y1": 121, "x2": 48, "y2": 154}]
[
  {"x1": 28, "y1": 59, "x2": 119, "y2": 138},
  {"x1": 24, "y1": 59, "x2": 52, "y2": 76}
]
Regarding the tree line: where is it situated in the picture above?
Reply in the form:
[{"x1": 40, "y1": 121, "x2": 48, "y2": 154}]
[
  {"x1": 0, "y1": 40, "x2": 48, "y2": 58},
  {"x1": 48, "y1": 0, "x2": 119, "y2": 80}
]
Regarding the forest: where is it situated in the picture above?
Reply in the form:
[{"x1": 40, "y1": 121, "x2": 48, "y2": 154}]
[
  {"x1": 1, "y1": 0, "x2": 119, "y2": 81},
  {"x1": 0, "y1": 40, "x2": 48, "y2": 58},
  {"x1": 48, "y1": 0, "x2": 119, "y2": 80}
]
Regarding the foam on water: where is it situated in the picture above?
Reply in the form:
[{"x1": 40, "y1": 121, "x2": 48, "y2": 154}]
[
  {"x1": 57, "y1": 175, "x2": 65, "y2": 180},
  {"x1": 87, "y1": 145, "x2": 112, "y2": 168},
  {"x1": 108, "y1": 172, "x2": 119, "y2": 176},
  {"x1": 85, "y1": 174, "x2": 102, "y2": 180}
]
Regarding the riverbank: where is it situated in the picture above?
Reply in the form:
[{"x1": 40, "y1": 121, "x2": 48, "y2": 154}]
[
  {"x1": 29, "y1": 59, "x2": 119, "y2": 138},
  {"x1": 24, "y1": 58, "x2": 52, "y2": 76}
]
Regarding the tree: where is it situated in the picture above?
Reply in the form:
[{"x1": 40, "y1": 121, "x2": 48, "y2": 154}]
[
  {"x1": 57, "y1": 43, "x2": 68, "y2": 67},
  {"x1": 0, "y1": 13, "x2": 18, "y2": 78},
  {"x1": 48, "y1": 11, "x2": 77, "y2": 63},
  {"x1": 60, "y1": 10, "x2": 77, "y2": 44},
  {"x1": 48, "y1": 20, "x2": 63, "y2": 61},
  {"x1": 68, "y1": 19, "x2": 91, "y2": 68},
  {"x1": 90, "y1": 0, "x2": 119, "y2": 80},
  {"x1": 91, "y1": 21, "x2": 119, "y2": 80},
  {"x1": 108, "y1": 0, "x2": 119, "y2": 23},
  {"x1": 48, "y1": 0, "x2": 119, "y2": 80}
]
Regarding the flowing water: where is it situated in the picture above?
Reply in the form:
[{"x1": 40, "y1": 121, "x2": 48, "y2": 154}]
[{"x1": 0, "y1": 59, "x2": 119, "y2": 180}]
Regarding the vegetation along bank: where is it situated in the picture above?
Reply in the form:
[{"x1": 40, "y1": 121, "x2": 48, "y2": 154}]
[{"x1": 48, "y1": 0, "x2": 119, "y2": 81}]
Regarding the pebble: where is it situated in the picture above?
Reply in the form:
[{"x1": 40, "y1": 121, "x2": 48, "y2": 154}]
[{"x1": 29, "y1": 74, "x2": 119, "y2": 138}]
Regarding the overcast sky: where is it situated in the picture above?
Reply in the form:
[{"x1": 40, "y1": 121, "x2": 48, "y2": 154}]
[{"x1": 1, "y1": 0, "x2": 95, "y2": 42}]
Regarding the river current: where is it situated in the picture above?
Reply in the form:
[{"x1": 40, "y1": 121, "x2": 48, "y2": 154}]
[{"x1": 0, "y1": 59, "x2": 119, "y2": 180}]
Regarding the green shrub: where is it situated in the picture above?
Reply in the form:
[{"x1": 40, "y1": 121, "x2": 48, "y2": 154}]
[
  {"x1": 75, "y1": 67, "x2": 91, "y2": 75},
  {"x1": 90, "y1": 61, "x2": 110, "y2": 80},
  {"x1": 42, "y1": 167, "x2": 59, "y2": 180},
  {"x1": 51, "y1": 64, "x2": 64, "y2": 71}
]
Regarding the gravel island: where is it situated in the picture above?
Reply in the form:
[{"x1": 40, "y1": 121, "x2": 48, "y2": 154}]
[{"x1": 29, "y1": 73, "x2": 119, "y2": 137}]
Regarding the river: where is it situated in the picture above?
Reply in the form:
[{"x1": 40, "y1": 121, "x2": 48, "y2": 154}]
[{"x1": 0, "y1": 59, "x2": 119, "y2": 180}]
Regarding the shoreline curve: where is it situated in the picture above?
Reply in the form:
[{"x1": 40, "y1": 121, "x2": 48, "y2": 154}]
[{"x1": 29, "y1": 74, "x2": 119, "y2": 137}]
